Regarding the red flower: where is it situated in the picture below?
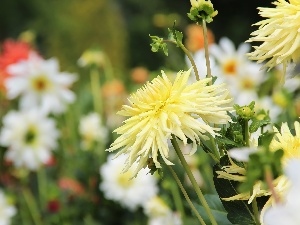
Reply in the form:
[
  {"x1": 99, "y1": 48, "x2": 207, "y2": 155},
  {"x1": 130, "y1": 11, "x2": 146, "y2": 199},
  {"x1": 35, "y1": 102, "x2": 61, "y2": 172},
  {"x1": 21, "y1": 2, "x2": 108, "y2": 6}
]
[
  {"x1": 0, "y1": 39, "x2": 33, "y2": 91},
  {"x1": 47, "y1": 199, "x2": 60, "y2": 213},
  {"x1": 0, "y1": 39, "x2": 32, "y2": 69}
]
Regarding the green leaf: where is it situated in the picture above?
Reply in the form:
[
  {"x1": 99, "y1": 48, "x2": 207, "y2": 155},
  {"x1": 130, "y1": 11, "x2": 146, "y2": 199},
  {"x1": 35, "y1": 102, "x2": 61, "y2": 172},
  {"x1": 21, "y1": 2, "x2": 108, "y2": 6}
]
[
  {"x1": 168, "y1": 25, "x2": 183, "y2": 47},
  {"x1": 194, "y1": 194, "x2": 232, "y2": 225},
  {"x1": 249, "y1": 111, "x2": 271, "y2": 133},
  {"x1": 149, "y1": 35, "x2": 168, "y2": 56},
  {"x1": 215, "y1": 136, "x2": 242, "y2": 148},
  {"x1": 258, "y1": 132, "x2": 275, "y2": 147},
  {"x1": 218, "y1": 112, "x2": 244, "y2": 150},
  {"x1": 213, "y1": 155, "x2": 268, "y2": 225}
]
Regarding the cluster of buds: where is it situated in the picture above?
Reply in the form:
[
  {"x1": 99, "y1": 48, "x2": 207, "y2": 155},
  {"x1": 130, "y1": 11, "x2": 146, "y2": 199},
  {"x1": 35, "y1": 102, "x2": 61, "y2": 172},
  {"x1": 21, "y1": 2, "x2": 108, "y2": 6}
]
[{"x1": 188, "y1": 0, "x2": 218, "y2": 24}]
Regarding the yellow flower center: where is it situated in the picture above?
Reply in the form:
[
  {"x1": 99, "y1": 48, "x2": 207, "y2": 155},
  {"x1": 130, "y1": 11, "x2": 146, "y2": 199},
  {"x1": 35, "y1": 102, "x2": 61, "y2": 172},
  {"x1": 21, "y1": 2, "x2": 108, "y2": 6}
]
[
  {"x1": 31, "y1": 75, "x2": 51, "y2": 93},
  {"x1": 117, "y1": 171, "x2": 134, "y2": 188},
  {"x1": 241, "y1": 78, "x2": 255, "y2": 89},
  {"x1": 223, "y1": 59, "x2": 237, "y2": 75},
  {"x1": 24, "y1": 126, "x2": 37, "y2": 145}
]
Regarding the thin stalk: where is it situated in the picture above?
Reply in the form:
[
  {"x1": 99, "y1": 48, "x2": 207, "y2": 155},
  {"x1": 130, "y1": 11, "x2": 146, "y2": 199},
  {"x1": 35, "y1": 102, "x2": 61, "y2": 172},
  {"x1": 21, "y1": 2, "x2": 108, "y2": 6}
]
[
  {"x1": 90, "y1": 67, "x2": 103, "y2": 121},
  {"x1": 171, "y1": 135, "x2": 217, "y2": 225},
  {"x1": 163, "y1": 40, "x2": 200, "y2": 81},
  {"x1": 180, "y1": 44, "x2": 200, "y2": 81},
  {"x1": 103, "y1": 54, "x2": 114, "y2": 81},
  {"x1": 22, "y1": 188, "x2": 43, "y2": 225},
  {"x1": 167, "y1": 165, "x2": 206, "y2": 225},
  {"x1": 244, "y1": 120, "x2": 250, "y2": 147},
  {"x1": 264, "y1": 165, "x2": 280, "y2": 203},
  {"x1": 207, "y1": 152, "x2": 219, "y2": 164},
  {"x1": 37, "y1": 168, "x2": 46, "y2": 209},
  {"x1": 208, "y1": 136, "x2": 220, "y2": 163},
  {"x1": 201, "y1": 19, "x2": 212, "y2": 82},
  {"x1": 252, "y1": 197, "x2": 261, "y2": 225},
  {"x1": 66, "y1": 108, "x2": 77, "y2": 153},
  {"x1": 169, "y1": 180, "x2": 186, "y2": 219}
]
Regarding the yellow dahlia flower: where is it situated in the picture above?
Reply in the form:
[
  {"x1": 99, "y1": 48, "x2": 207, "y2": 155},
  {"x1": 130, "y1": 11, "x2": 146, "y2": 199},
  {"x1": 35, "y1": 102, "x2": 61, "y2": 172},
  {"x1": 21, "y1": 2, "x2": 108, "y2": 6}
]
[
  {"x1": 270, "y1": 121, "x2": 300, "y2": 162},
  {"x1": 108, "y1": 68, "x2": 232, "y2": 177},
  {"x1": 247, "y1": 0, "x2": 300, "y2": 71}
]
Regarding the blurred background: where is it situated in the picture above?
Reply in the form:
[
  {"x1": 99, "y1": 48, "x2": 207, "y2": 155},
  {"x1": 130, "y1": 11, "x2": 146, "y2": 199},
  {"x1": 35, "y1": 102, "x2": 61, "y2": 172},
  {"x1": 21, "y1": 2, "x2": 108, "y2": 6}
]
[
  {"x1": 1, "y1": 1, "x2": 286, "y2": 225},
  {"x1": 0, "y1": 0, "x2": 272, "y2": 75}
]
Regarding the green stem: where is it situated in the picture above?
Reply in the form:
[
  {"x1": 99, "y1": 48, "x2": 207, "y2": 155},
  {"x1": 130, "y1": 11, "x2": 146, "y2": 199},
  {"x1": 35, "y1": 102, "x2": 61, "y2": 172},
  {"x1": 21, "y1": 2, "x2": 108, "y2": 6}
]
[
  {"x1": 90, "y1": 67, "x2": 103, "y2": 121},
  {"x1": 201, "y1": 19, "x2": 212, "y2": 83},
  {"x1": 209, "y1": 136, "x2": 220, "y2": 163},
  {"x1": 167, "y1": 165, "x2": 206, "y2": 225},
  {"x1": 103, "y1": 54, "x2": 114, "y2": 81},
  {"x1": 171, "y1": 135, "x2": 217, "y2": 225},
  {"x1": 66, "y1": 108, "x2": 78, "y2": 153},
  {"x1": 244, "y1": 119, "x2": 250, "y2": 147},
  {"x1": 180, "y1": 44, "x2": 200, "y2": 81},
  {"x1": 169, "y1": 180, "x2": 186, "y2": 219},
  {"x1": 264, "y1": 165, "x2": 280, "y2": 203},
  {"x1": 22, "y1": 188, "x2": 43, "y2": 225},
  {"x1": 163, "y1": 40, "x2": 200, "y2": 81},
  {"x1": 252, "y1": 197, "x2": 261, "y2": 225},
  {"x1": 37, "y1": 168, "x2": 46, "y2": 209}
]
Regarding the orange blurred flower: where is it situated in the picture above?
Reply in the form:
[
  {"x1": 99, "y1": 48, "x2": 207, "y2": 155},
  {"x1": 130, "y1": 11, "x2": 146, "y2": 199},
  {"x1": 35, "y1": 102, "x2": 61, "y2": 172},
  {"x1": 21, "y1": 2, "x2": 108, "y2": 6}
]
[
  {"x1": 58, "y1": 177, "x2": 85, "y2": 196},
  {"x1": 185, "y1": 24, "x2": 215, "y2": 53},
  {"x1": 102, "y1": 79, "x2": 125, "y2": 98},
  {"x1": 102, "y1": 80, "x2": 127, "y2": 128},
  {"x1": 130, "y1": 66, "x2": 149, "y2": 84}
]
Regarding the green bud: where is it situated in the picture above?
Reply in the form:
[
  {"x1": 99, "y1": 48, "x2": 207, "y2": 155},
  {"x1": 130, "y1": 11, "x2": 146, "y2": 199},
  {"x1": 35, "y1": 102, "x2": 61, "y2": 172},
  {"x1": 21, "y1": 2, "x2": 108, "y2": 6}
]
[
  {"x1": 188, "y1": 0, "x2": 218, "y2": 24},
  {"x1": 234, "y1": 101, "x2": 256, "y2": 120}
]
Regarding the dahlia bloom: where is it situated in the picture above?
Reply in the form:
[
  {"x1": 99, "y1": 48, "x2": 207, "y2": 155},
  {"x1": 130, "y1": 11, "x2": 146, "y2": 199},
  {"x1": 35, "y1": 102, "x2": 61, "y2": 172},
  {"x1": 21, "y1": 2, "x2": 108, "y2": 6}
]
[
  {"x1": 79, "y1": 112, "x2": 108, "y2": 150},
  {"x1": 263, "y1": 159, "x2": 300, "y2": 225},
  {"x1": 0, "y1": 109, "x2": 59, "y2": 170},
  {"x1": 5, "y1": 54, "x2": 77, "y2": 115},
  {"x1": 144, "y1": 196, "x2": 182, "y2": 225},
  {"x1": 108, "y1": 69, "x2": 232, "y2": 177},
  {"x1": 208, "y1": 37, "x2": 265, "y2": 105},
  {"x1": 247, "y1": 0, "x2": 300, "y2": 71},
  {"x1": 99, "y1": 154, "x2": 158, "y2": 211},
  {"x1": 270, "y1": 121, "x2": 300, "y2": 163},
  {"x1": 0, "y1": 190, "x2": 16, "y2": 225}
]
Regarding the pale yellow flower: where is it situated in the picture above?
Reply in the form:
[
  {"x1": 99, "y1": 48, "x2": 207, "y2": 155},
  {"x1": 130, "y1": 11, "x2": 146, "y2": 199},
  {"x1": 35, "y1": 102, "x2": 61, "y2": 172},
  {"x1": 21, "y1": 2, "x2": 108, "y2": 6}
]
[
  {"x1": 270, "y1": 121, "x2": 300, "y2": 162},
  {"x1": 217, "y1": 120, "x2": 300, "y2": 224},
  {"x1": 216, "y1": 157, "x2": 288, "y2": 204},
  {"x1": 247, "y1": 0, "x2": 300, "y2": 71},
  {"x1": 108, "y1": 69, "x2": 232, "y2": 177}
]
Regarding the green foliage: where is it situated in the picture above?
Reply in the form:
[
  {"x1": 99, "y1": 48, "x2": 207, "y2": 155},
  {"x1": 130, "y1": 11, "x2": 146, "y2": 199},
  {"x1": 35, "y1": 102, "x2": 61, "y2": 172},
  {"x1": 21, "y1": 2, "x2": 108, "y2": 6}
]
[
  {"x1": 217, "y1": 112, "x2": 244, "y2": 151},
  {"x1": 213, "y1": 156, "x2": 268, "y2": 225},
  {"x1": 249, "y1": 109, "x2": 271, "y2": 133},
  {"x1": 238, "y1": 133, "x2": 284, "y2": 193},
  {"x1": 195, "y1": 194, "x2": 232, "y2": 225},
  {"x1": 149, "y1": 35, "x2": 168, "y2": 56},
  {"x1": 168, "y1": 25, "x2": 183, "y2": 47}
]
